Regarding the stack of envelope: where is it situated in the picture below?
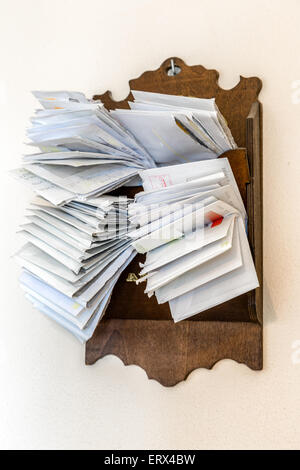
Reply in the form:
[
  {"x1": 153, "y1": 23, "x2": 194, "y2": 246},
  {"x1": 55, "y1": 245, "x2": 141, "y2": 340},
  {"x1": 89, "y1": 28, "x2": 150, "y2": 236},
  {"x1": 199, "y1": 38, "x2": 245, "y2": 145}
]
[
  {"x1": 10, "y1": 90, "x2": 156, "y2": 205},
  {"x1": 112, "y1": 90, "x2": 237, "y2": 164},
  {"x1": 11, "y1": 89, "x2": 248, "y2": 342},
  {"x1": 14, "y1": 195, "x2": 136, "y2": 342},
  {"x1": 128, "y1": 158, "x2": 259, "y2": 322},
  {"x1": 10, "y1": 90, "x2": 238, "y2": 206}
]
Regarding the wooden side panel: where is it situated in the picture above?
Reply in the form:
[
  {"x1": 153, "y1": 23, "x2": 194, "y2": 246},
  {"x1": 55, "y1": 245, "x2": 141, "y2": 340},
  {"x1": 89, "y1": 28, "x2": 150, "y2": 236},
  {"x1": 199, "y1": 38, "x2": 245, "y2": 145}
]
[{"x1": 247, "y1": 102, "x2": 263, "y2": 324}]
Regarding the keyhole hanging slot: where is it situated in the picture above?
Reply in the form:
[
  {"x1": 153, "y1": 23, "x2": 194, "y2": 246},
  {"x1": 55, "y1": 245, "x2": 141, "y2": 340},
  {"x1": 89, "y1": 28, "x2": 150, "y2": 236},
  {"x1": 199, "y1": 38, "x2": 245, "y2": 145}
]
[{"x1": 167, "y1": 59, "x2": 181, "y2": 76}]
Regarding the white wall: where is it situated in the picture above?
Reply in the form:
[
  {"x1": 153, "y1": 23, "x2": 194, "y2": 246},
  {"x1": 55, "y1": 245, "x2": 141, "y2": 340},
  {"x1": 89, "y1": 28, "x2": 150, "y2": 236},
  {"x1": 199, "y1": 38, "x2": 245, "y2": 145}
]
[{"x1": 0, "y1": 0, "x2": 300, "y2": 450}]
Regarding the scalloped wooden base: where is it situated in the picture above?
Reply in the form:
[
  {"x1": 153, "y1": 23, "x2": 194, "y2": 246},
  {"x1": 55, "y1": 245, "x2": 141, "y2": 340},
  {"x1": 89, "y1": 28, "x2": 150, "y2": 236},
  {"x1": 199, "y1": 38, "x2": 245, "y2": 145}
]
[
  {"x1": 86, "y1": 320, "x2": 262, "y2": 387},
  {"x1": 86, "y1": 58, "x2": 263, "y2": 386}
]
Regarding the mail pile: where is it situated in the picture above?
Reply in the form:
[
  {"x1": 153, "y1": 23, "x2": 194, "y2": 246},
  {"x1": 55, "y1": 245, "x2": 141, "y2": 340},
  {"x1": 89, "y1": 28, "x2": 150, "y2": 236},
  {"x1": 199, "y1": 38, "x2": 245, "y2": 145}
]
[
  {"x1": 15, "y1": 195, "x2": 135, "y2": 342},
  {"x1": 129, "y1": 159, "x2": 258, "y2": 321},
  {"x1": 11, "y1": 90, "x2": 258, "y2": 342}
]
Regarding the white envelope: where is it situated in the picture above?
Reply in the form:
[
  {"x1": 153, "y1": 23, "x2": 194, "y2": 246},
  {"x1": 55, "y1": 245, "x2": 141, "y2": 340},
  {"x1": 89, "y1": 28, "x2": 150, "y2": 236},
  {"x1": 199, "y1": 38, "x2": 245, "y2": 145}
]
[
  {"x1": 140, "y1": 213, "x2": 235, "y2": 275},
  {"x1": 152, "y1": 216, "x2": 238, "y2": 301},
  {"x1": 169, "y1": 217, "x2": 259, "y2": 321}
]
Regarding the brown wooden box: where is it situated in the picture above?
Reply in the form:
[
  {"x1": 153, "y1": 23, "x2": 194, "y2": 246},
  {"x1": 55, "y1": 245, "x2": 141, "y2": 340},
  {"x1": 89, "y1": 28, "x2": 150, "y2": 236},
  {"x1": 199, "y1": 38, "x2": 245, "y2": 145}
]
[{"x1": 86, "y1": 58, "x2": 263, "y2": 386}]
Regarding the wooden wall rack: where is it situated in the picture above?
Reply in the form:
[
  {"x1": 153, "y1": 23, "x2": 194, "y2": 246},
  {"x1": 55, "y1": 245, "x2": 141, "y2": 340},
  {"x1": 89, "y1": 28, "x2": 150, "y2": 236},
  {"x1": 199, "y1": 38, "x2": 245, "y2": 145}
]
[{"x1": 86, "y1": 57, "x2": 263, "y2": 386}]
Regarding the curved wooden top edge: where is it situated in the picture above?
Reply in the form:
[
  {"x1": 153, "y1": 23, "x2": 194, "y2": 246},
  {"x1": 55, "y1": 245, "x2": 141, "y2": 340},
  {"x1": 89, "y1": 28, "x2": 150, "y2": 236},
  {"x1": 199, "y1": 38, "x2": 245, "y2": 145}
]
[
  {"x1": 127, "y1": 57, "x2": 212, "y2": 86},
  {"x1": 93, "y1": 57, "x2": 262, "y2": 107}
]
